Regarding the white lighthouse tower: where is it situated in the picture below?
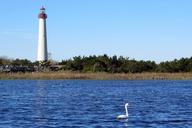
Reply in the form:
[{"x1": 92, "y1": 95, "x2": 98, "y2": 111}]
[{"x1": 37, "y1": 7, "x2": 48, "y2": 62}]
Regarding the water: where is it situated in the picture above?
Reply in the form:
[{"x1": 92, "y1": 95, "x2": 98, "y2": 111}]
[{"x1": 0, "y1": 80, "x2": 192, "y2": 128}]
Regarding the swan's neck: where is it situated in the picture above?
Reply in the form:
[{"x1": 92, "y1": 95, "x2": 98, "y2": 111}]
[{"x1": 125, "y1": 105, "x2": 128, "y2": 117}]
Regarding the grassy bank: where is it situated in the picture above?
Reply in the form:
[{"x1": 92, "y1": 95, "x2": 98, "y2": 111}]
[{"x1": 1, "y1": 72, "x2": 192, "y2": 80}]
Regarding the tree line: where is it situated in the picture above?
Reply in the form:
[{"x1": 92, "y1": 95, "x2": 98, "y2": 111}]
[{"x1": 1, "y1": 55, "x2": 192, "y2": 73}]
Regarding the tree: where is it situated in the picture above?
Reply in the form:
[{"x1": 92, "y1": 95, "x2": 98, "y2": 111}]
[{"x1": 12, "y1": 59, "x2": 32, "y2": 66}]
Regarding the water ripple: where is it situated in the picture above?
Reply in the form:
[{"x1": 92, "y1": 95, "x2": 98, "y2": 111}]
[{"x1": 0, "y1": 80, "x2": 192, "y2": 127}]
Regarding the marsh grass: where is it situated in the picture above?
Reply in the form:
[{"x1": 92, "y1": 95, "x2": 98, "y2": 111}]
[{"x1": 1, "y1": 71, "x2": 192, "y2": 80}]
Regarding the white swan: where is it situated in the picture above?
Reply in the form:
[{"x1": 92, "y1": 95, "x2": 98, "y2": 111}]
[{"x1": 117, "y1": 103, "x2": 129, "y2": 119}]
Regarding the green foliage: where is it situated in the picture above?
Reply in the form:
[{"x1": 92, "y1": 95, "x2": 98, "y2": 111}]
[
  {"x1": 156, "y1": 57, "x2": 192, "y2": 73},
  {"x1": 60, "y1": 55, "x2": 192, "y2": 73},
  {"x1": 12, "y1": 59, "x2": 32, "y2": 66},
  {"x1": 1, "y1": 55, "x2": 192, "y2": 73},
  {"x1": 0, "y1": 57, "x2": 12, "y2": 65},
  {"x1": 60, "y1": 55, "x2": 156, "y2": 73}
]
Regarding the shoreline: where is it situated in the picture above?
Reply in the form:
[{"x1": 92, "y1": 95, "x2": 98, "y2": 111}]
[{"x1": 1, "y1": 72, "x2": 192, "y2": 80}]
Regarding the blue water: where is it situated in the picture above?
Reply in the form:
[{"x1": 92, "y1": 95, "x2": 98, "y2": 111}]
[{"x1": 0, "y1": 80, "x2": 192, "y2": 128}]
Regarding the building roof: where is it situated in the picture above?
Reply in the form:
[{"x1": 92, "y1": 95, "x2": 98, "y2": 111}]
[
  {"x1": 40, "y1": 6, "x2": 45, "y2": 11},
  {"x1": 38, "y1": 7, "x2": 47, "y2": 19}
]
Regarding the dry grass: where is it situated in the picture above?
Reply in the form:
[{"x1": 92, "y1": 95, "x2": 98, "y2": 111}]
[{"x1": 1, "y1": 71, "x2": 192, "y2": 80}]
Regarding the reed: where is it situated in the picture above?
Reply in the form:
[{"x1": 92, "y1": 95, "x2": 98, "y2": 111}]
[{"x1": 1, "y1": 72, "x2": 192, "y2": 80}]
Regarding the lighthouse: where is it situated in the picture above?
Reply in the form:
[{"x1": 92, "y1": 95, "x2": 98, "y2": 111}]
[{"x1": 37, "y1": 7, "x2": 48, "y2": 62}]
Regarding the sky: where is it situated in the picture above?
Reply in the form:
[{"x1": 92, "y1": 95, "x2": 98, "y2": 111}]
[{"x1": 0, "y1": 0, "x2": 191, "y2": 62}]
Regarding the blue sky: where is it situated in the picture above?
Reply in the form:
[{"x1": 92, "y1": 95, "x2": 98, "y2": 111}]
[{"x1": 0, "y1": 0, "x2": 191, "y2": 62}]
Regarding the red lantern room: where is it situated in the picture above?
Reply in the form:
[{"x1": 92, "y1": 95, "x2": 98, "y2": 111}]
[{"x1": 38, "y1": 6, "x2": 47, "y2": 19}]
